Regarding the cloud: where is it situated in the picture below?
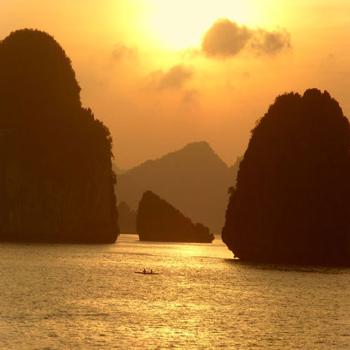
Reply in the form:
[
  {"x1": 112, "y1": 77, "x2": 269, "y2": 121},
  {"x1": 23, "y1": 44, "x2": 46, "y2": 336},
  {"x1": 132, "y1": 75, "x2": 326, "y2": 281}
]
[
  {"x1": 251, "y1": 30, "x2": 291, "y2": 55},
  {"x1": 202, "y1": 19, "x2": 291, "y2": 59},
  {"x1": 149, "y1": 65, "x2": 194, "y2": 90},
  {"x1": 202, "y1": 19, "x2": 252, "y2": 58},
  {"x1": 112, "y1": 43, "x2": 137, "y2": 61},
  {"x1": 182, "y1": 89, "x2": 199, "y2": 106}
]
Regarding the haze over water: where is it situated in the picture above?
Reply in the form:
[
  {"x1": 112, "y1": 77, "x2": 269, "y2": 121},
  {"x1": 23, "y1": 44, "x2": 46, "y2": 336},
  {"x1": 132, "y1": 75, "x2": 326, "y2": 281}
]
[{"x1": 0, "y1": 235, "x2": 349, "y2": 349}]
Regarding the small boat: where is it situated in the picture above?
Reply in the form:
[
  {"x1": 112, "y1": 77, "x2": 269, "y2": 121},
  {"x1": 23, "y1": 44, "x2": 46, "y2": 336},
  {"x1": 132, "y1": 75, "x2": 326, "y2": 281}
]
[{"x1": 134, "y1": 271, "x2": 159, "y2": 275}]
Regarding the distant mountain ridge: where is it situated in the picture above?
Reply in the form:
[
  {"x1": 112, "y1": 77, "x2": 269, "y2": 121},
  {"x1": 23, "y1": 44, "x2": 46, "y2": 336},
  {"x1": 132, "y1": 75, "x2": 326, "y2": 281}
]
[{"x1": 117, "y1": 141, "x2": 239, "y2": 233}]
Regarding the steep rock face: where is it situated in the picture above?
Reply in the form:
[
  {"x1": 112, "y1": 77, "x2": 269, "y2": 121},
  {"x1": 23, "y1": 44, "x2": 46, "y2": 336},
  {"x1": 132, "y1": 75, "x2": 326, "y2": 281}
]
[
  {"x1": 137, "y1": 191, "x2": 214, "y2": 243},
  {"x1": 0, "y1": 29, "x2": 119, "y2": 243},
  {"x1": 223, "y1": 89, "x2": 350, "y2": 265},
  {"x1": 118, "y1": 141, "x2": 238, "y2": 233}
]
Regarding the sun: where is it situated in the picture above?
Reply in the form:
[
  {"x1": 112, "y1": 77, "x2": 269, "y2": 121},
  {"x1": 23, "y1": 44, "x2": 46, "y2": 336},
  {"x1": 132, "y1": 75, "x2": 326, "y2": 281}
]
[{"x1": 140, "y1": 0, "x2": 265, "y2": 50}]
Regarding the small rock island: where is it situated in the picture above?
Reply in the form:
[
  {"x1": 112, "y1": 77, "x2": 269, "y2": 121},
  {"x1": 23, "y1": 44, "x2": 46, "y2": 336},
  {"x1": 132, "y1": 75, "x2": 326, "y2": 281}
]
[
  {"x1": 0, "y1": 29, "x2": 119, "y2": 243},
  {"x1": 137, "y1": 191, "x2": 214, "y2": 243},
  {"x1": 222, "y1": 89, "x2": 350, "y2": 265}
]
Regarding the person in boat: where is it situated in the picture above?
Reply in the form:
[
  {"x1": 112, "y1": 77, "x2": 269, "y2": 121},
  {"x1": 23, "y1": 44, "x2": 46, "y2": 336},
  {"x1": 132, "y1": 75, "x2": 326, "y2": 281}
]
[{"x1": 143, "y1": 268, "x2": 146, "y2": 274}]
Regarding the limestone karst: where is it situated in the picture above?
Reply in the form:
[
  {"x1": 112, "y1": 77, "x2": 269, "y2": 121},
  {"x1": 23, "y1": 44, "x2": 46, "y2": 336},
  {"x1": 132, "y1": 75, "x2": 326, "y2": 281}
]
[
  {"x1": 0, "y1": 29, "x2": 119, "y2": 242},
  {"x1": 137, "y1": 191, "x2": 214, "y2": 243},
  {"x1": 223, "y1": 89, "x2": 350, "y2": 265}
]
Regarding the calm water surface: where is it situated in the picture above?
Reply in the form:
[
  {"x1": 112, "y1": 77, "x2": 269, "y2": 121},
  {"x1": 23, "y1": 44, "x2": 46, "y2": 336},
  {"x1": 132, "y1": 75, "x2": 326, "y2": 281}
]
[{"x1": 0, "y1": 235, "x2": 349, "y2": 349}]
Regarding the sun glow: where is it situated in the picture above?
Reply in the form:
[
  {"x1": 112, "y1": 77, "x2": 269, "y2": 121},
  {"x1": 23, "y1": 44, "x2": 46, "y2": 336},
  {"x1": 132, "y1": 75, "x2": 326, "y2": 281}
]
[{"x1": 141, "y1": 0, "x2": 266, "y2": 50}]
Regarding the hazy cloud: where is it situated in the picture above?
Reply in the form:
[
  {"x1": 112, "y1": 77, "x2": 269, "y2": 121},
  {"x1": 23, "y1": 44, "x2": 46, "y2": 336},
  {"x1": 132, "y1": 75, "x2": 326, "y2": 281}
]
[
  {"x1": 202, "y1": 19, "x2": 252, "y2": 58},
  {"x1": 251, "y1": 30, "x2": 291, "y2": 55},
  {"x1": 149, "y1": 65, "x2": 194, "y2": 90},
  {"x1": 202, "y1": 19, "x2": 291, "y2": 59},
  {"x1": 182, "y1": 89, "x2": 199, "y2": 106},
  {"x1": 112, "y1": 43, "x2": 137, "y2": 61}
]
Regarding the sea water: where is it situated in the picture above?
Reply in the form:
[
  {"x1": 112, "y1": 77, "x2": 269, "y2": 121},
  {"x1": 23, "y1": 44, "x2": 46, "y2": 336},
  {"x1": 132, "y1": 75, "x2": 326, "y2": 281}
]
[{"x1": 0, "y1": 235, "x2": 349, "y2": 349}]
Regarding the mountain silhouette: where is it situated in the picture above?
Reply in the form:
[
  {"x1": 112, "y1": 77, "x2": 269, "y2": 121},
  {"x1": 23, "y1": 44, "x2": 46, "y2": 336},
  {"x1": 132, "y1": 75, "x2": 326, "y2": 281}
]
[
  {"x1": 117, "y1": 141, "x2": 239, "y2": 233},
  {"x1": 0, "y1": 29, "x2": 119, "y2": 243},
  {"x1": 118, "y1": 202, "x2": 137, "y2": 233},
  {"x1": 223, "y1": 89, "x2": 350, "y2": 265},
  {"x1": 137, "y1": 191, "x2": 214, "y2": 242}
]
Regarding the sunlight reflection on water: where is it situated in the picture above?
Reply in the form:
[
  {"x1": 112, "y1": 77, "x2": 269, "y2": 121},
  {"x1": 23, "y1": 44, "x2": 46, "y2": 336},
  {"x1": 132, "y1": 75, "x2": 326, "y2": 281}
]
[{"x1": 0, "y1": 235, "x2": 349, "y2": 349}]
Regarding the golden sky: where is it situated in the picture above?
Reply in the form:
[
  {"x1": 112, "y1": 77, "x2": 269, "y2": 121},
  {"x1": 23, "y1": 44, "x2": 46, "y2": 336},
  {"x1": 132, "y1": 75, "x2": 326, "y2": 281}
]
[{"x1": 1, "y1": 0, "x2": 350, "y2": 168}]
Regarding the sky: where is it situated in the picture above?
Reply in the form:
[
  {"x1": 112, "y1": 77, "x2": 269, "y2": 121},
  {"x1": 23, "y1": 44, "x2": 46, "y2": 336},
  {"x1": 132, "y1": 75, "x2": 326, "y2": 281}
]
[{"x1": 1, "y1": 0, "x2": 350, "y2": 169}]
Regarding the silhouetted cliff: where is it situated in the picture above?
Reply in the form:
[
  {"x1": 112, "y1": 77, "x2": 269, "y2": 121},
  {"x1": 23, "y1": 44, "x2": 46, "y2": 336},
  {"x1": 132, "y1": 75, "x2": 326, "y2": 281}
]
[
  {"x1": 0, "y1": 29, "x2": 119, "y2": 243},
  {"x1": 137, "y1": 191, "x2": 214, "y2": 242},
  {"x1": 118, "y1": 141, "x2": 238, "y2": 233},
  {"x1": 118, "y1": 202, "x2": 137, "y2": 233},
  {"x1": 223, "y1": 89, "x2": 350, "y2": 265}
]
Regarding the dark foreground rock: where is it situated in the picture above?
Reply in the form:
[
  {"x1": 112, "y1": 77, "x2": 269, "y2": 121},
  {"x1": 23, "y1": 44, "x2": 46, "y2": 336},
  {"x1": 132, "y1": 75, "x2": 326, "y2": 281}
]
[
  {"x1": 137, "y1": 191, "x2": 214, "y2": 243},
  {"x1": 0, "y1": 29, "x2": 119, "y2": 243},
  {"x1": 223, "y1": 89, "x2": 350, "y2": 266}
]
